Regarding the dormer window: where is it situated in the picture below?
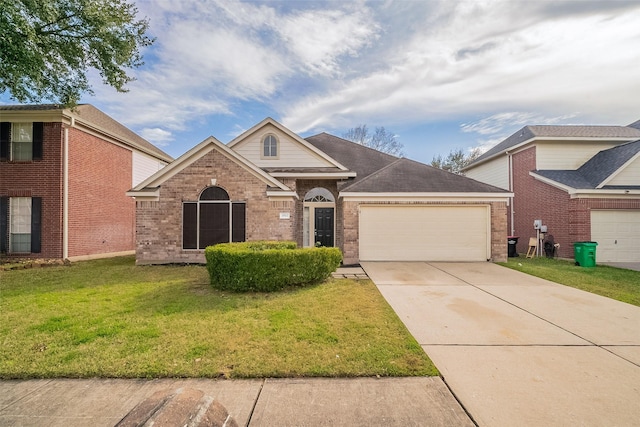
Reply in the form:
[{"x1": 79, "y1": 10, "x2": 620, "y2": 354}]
[{"x1": 262, "y1": 134, "x2": 278, "y2": 159}]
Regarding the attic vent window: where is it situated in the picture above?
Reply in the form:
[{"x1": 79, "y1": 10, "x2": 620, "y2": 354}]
[{"x1": 262, "y1": 134, "x2": 278, "y2": 158}]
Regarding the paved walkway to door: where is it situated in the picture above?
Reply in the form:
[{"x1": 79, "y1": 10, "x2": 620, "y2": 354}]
[{"x1": 362, "y1": 261, "x2": 640, "y2": 427}]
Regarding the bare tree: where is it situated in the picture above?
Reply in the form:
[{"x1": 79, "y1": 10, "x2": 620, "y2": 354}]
[
  {"x1": 343, "y1": 124, "x2": 404, "y2": 156},
  {"x1": 431, "y1": 148, "x2": 482, "y2": 175}
]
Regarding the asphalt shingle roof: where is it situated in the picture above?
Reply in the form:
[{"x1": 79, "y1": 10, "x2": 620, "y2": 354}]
[
  {"x1": 534, "y1": 139, "x2": 640, "y2": 189},
  {"x1": 305, "y1": 133, "x2": 397, "y2": 189},
  {"x1": 0, "y1": 104, "x2": 172, "y2": 162},
  {"x1": 306, "y1": 133, "x2": 508, "y2": 194},
  {"x1": 471, "y1": 124, "x2": 640, "y2": 166}
]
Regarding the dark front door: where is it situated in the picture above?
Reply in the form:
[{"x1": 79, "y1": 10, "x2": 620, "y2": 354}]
[{"x1": 314, "y1": 208, "x2": 334, "y2": 247}]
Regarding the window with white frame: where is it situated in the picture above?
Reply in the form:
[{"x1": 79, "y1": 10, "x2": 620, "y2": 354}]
[
  {"x1": 262, "y1": 134, "x2": 278, "y2": 158},
  {"x1": 0, "y1": 196, "x2": 41, "y2": 254},
  {"x1": 10, "y1": 197, "x2": 32, "y2": 252},
  {"x1": 1, "y1": 122, "x2": 43, "y2": 162},
  {"x1": 11, "y1": 123, "x2": 33, "y2": 161}
]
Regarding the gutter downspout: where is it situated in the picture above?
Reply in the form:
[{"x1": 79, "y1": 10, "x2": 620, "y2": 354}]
[
  {"x1": 507, "y1": 150, "x2": 515, "y2": 236},
  {"x1": 62, "y1": 119, "x2": 72, "y2": 259}
]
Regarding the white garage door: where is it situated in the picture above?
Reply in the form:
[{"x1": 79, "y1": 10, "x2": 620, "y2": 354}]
[
  {"x1": 359, "y1": 205, "x2": 490, "y2": 261},
  {"x1": 591, "y1": 210, "x2": 640, "y2": 262}
]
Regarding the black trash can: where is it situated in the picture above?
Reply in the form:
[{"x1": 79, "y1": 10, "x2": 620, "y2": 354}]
[{"x1": 507, "y1": 236, "x2": 519, "y2": 257}]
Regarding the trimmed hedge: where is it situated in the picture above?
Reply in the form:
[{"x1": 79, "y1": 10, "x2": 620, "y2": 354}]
[{"x1": 205, "y1": 241, "x2": 343, "y2": 292}]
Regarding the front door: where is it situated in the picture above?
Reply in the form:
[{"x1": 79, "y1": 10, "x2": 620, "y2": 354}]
[{"x1": 314, "y1": 207, "x2": 334, "y2": 247}]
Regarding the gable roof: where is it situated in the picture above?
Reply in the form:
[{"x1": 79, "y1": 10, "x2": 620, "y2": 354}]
[
  {"x1": 469, "y1": 124, "x2": 640, "y2": 168},
  {"x1": 305, "y1": 133, "x2": 509, "y2": 195},
  {"x1": 127, "y1": 135, "x2": 293, "y2": 199},
  {"x1": 305, "y1": 133, "x2": 397, "y2": 189},
  {"x1": 228, "y1": 118, "x2": 350, "y2": 171},
  {"x1": 533, "y1": 139, "x2": 640, "y2": 190},
  {"x1": 0, "y1": 104, "x2": 172, "y2": 162},
  {"x1": 343, "y1": 158, "x2": 509, "y2": 194}
]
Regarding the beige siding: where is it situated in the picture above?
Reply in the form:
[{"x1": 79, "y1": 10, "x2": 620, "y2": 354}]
[
  {"x1": 359, "y1": 205, "x2": 490, "y2": 261},
  {"x1": 591, "y1": 210, "x2": 640, "y2": 262},
  {"x1": 232, "y1": 124, "x2": 335, "y2": 168},
  {"x1": 606, "y1": 157, "x2": 640, "y2": 186},
  {"x1": 536, "y1": 141, "x2": 619, "y2": 170},
  {"x1": 465, "y1": 156, "x2": 509, "y2": 190},
  {"x1": 132, "y1": 151, "x2": 167, "y2": 187}
]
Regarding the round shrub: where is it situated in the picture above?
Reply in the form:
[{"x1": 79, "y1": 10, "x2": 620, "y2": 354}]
[{"x1": 205, "y1": 241, "x2": 342, "y2": 292}]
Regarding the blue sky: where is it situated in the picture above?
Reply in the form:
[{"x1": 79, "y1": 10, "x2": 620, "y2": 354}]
[{"x1": 7, "y1": 0, "x2": 640, "y2": 163}]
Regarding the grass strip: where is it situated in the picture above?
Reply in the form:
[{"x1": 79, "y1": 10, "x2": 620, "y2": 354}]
[
  {"x1": 0, "y1": 256, "x2": 436, "y2": 379},
  {"x1": 499, "y1": 257, "x2": 640, "y2": 306}
]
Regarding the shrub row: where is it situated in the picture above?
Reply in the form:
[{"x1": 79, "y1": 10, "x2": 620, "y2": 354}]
[{"x1": 205, "y1": 241, "x2": 342, "y2": 292}]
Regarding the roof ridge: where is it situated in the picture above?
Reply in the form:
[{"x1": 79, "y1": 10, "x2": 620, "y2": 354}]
[
  {"x1": 340, "y1": 157, "x2": 403, "y2": 191},
  {"x1": 306, "y1": 132, "x2": 399, "y2": 161}
]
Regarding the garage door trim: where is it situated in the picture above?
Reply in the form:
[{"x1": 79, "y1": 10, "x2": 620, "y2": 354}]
[{"x1": 358, "y1": 204, "x2": 491, "y2": 262}]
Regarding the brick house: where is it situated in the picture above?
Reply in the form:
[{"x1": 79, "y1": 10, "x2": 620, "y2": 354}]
[
  {"x1": 464, "y1": 121, "x2": 640, "y2": 262},
  {"x1": 0, "y1": 104, "x2": 172, "y2": 260},
  {"x1": 127, "y1": 118, "x2": 510, "y2": 265}
]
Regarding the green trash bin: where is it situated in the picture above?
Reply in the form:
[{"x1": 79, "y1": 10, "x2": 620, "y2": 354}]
[{"x1": 573, "y1": 242, "x2": 598, "y2": 267}]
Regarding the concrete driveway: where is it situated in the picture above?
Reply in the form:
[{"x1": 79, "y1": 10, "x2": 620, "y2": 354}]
[{"x1": 362, "y1": 261, "x2": 640, "y2": 427}]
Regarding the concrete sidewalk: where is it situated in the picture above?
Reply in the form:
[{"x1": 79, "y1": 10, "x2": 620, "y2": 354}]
[
  {"x1": 0, "y1": 377, "x2": 473, "y2": 426},
  {"x1": 363, "y1": 261, "x2": 640, "y2": 427}
]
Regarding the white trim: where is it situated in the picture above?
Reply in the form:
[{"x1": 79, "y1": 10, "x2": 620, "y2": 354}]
[
  {"x1": 570, "y1": 190, "x2": 640, "y2": 198},
  {"x1": 266, "y1": 191, "x2": 298, "y2": 198},
  {"x1": 128, "y1": 136, "x2": 291, "y2": 195},
  {"x1": 269, "y1": 171, "x2": 356, "y2": 179},
  {"x1": 358, "y1": 204, "x2": 491, "y2": 261},
  {"x1": 464, "y1": 135, "x2": 639, "y2": 171},
  {"x1": 528, "y1": 172, "x2": 575, "y2": 193},
  {"x1": 597, "y1": 151, "x2": 640, "y2": 188},
  {"x1": 125, "y1": 188, "x2": 160, "y2": 200},
  {"x1": 340, "y1": 192, "x2": 512, "y2": 202},
  {"x1": 63, "y1": 127, "x2": 69, "y2": 259},
  {"x1": 227, "y1": 117, "x2": 351, "y2": 171},
  {"x1": 530, "y1": 171, "x2": 640, "y2": 198}
]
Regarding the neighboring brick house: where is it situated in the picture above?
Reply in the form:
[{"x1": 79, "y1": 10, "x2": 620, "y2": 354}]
[
  {"x1": 127, "y1": 118, "x2": 511, "y2": 265},
  {"x1": 0, "y1": 104, "x2": 172, "y2": 260},
  {"x1": 464, "y1": 121, "x2": 640, "y2": 262}
]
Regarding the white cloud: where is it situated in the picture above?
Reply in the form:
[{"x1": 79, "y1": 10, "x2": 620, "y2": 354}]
[
  {"x1": 138, "y1": 127, "x2": 173, "y2": 146},
  {"x1": 461, "y1": 112, "x2": 580, "y2": 136},
  {"x1": 282, "y1": 1, "x2": 640, "y2": 132}
]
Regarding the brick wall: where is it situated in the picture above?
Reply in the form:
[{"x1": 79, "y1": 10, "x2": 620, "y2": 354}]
[
  {"x1": 511, "y1": 147, "x2": 574, "y2": 257},
  {"x1": 511, "y1": 146, "x2": 640, "y2": 258},
  {"x1": 135, "y1": 148, "x2": 296, "y2": 264},
  {"x1": 0, "y1": 122, "x2": 64, "y2": 258},
  {"x1": 293, "y1": 180, "x2": 342, "y2": 251},
  {"x1": 341, "y1": 200, "x2": 508, "y2": 264},
  {"x1": 67, "y1": 127, "x2": 135, "y2": 257}
]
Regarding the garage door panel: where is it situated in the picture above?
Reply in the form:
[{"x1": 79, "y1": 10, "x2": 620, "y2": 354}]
[
  {"x1": 359, "y1": 206, "x2": 489, "y2": 262},
  {"x1": 591, "y1": 210, "x2": 640, "y2": 263}
]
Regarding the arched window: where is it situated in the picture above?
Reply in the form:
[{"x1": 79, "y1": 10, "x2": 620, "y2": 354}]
[
  {"x1": 262, "y1": 134, "x2": 278, "y2": 158},
  {"x1": 302, "y1": 187, "x2": 335, "y2": 248},
  {"x1": 200, "y1": 186, "x2": 229, "y2": 200},
  {"x1": 304, "y1": 187, "x2": 335, "y2": 202},
  {"x1": 182, "y1": 186, "x2": 245, "y2": 249}
]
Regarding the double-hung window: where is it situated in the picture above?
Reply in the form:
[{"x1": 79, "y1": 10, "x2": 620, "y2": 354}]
[
  {"x1": 0, "y1": 197, "x2": 42, "y2": 254},
  {"x1": 0, "y1": 122, "x2": 44, "y2": 161}
]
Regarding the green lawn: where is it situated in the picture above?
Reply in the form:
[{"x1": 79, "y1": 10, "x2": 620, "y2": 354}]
[
  {"x1": 499, "y1": 257, "x2": 640, "y2": 306},
  {"x1": 0, "y1": 256, "x2": 436, "y2": 379}
]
